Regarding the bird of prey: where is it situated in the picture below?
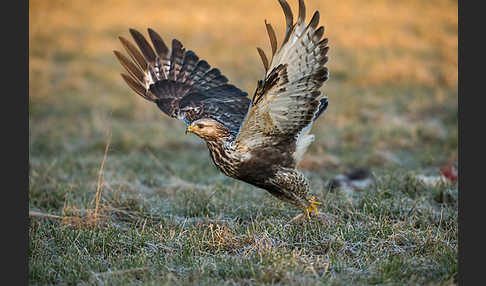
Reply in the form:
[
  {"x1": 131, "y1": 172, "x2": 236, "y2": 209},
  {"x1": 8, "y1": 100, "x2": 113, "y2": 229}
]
[{"x1": 114, "y1": 0, "x2": 329, "y2": 218}]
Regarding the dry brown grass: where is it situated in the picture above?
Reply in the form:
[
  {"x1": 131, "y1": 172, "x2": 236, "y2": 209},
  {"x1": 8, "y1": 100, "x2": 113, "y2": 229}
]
[{"x1": 29, "y1": 128, "x2": 113, "y2": 228}]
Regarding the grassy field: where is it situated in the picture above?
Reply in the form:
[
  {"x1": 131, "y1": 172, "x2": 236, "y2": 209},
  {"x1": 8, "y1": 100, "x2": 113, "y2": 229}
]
[{"x1": 29, "y1": 0, "x2": 458, "y2": 285}]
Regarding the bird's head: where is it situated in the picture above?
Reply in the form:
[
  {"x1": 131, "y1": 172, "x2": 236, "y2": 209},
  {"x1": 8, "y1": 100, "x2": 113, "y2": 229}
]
[{"x1": 186, "y1": 118, "x2": 230, "y2": 142}]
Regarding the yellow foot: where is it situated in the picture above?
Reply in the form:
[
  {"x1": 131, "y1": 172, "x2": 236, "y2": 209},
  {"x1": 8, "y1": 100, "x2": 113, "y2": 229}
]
[
  {"x1": 289, "y1": 196, "x2": 322, "y2": 223},
  {"x1": 306, "y1": 196, "x2": 322, "y2": 217}
]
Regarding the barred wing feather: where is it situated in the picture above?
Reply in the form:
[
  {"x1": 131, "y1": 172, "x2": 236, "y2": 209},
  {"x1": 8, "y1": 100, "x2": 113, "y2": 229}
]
[
  {"x1": 235, "y1": 0, "x2": 329, "y2": 149},
  {"x1": 114, "y1": 28, "x2": 250, "y2": 135}
]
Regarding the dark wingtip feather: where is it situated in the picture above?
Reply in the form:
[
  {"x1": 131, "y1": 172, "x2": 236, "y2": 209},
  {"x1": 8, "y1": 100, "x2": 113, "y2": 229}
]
[
  {"x1": 168, "y1": 39, "x2": 185, "y2": 81},
  {"x1": 314, "y1": 26, "x2": 325, "y2": 41},
  {"x1": 172, "y1": 38, "x2": 183, "y2": 50},
  {"x1": 119, "y1": 36, "x2": 148, "y2": 70},
  {"x1": 113, "y1": 50, "x2": 145, "y2": 84},
  {"x1": 278, "y1": 0, "x2": 294, "y2": 48},
  {"x1": 256, "y1": 47, "x2": 269, "y2": 72},
  {"x1": 129, "y1": 28, "x2": 157, "y2": 63},
  {"x1": 298, "y1": 0, "x2": 306, "y2": 24},
  {"x1": 264, "y1": 20, "x2": 278, "y2": 57},
  {"x1": 319, "y1": 37, "x2": 329, "y2": 46},
  {"x1": 147, "y1": 28, "x2": 169, "y2": 57},
  {"x1": 278, "y1": 0, "x2": 294, "y2": 23},
  {"x1": 120, "y1": 73, "x2": 147, "y2": 99},
  {"x1": 321, "y1": 45, "x2": 330, "y2": 57},
  {"x1": 309, "y1": 11, "x2": 319, "y2": 29}
]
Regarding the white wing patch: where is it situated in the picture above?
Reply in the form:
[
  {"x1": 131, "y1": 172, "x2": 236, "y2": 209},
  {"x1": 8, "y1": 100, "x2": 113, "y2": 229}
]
[{"x1": 294, "y1": 131, "x2": 314, "y2": 163}]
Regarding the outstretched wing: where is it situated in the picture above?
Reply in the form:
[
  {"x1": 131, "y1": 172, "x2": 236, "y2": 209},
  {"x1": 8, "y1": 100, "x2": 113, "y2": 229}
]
[
  {"x1": 114, "y1": 28, "x2": 250, "y2": 136},
  {"x1": 235, "y1": 0, "x2": 329, "y2": 148}
]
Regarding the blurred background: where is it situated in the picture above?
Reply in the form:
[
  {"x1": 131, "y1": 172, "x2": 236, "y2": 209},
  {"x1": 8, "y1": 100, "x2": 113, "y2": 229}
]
[{"x1": 29, "y1": 0, "x2": 458, "y2": 194}]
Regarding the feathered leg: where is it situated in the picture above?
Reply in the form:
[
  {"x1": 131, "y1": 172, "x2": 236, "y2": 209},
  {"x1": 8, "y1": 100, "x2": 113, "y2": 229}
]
[{"x1": 268, "y1": 168, "x2": 322, "y2": 222}]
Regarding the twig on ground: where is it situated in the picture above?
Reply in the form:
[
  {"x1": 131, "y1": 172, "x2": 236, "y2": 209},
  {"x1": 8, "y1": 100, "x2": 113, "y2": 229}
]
[{"x1": 29, "y1": 210, "x2": 62, "y2": 220}]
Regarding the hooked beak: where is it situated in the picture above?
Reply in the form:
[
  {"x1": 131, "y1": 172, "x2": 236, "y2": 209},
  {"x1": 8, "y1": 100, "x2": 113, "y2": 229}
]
[{"x1": 185, "y1": 125, "x2": 194, "y2": 135}]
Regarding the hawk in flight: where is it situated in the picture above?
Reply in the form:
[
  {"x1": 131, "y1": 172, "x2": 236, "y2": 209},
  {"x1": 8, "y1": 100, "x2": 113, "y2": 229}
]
[{"x1": 114, "y1": 0, "x2": 329, "y2": 218}]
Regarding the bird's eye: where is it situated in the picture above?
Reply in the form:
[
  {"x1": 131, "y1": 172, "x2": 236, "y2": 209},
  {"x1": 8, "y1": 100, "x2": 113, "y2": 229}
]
[{"x1": 197, "y1": 124, "x2": 204, "y2": 129}]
